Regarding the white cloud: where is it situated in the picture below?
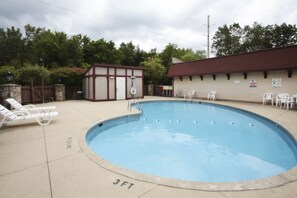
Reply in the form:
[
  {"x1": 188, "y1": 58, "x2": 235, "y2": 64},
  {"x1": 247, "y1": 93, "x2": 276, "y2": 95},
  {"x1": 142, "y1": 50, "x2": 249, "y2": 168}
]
[{"x1": 0, "y1": 0, "x2": 296, "y2": 52}]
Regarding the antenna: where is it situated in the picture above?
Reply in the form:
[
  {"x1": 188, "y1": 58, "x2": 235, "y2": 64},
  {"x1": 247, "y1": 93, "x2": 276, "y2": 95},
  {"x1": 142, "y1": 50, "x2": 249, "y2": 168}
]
[
  {"x1": 207, "y1": 15, "x2": 210, "y2": 58},
  {"x1": 204, "y1": 15, "x2": 215, "y2": 58}
]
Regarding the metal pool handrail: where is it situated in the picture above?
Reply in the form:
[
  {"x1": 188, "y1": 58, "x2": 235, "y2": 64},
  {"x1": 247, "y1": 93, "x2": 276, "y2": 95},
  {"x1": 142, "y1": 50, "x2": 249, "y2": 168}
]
[{"x1": 128, "y1": 100, "x2": 143, "y2": 114}]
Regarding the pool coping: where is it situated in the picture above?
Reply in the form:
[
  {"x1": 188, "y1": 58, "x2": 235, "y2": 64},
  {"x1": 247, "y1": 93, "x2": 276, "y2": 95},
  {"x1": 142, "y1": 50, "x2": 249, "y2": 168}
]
[{"x1": 78, "y1": 99, "x2": 297, "y2": 191}]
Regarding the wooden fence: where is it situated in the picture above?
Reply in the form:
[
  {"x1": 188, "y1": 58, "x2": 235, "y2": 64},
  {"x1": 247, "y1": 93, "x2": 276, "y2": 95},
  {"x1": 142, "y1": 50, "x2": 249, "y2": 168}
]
[
  {"x1": 21, "y1": 85, "x2": 55, "y2": 104},
  {"x1": 143, "y1": 85, "x2": 173, "y2": 97},
  {"x1": 21, "y1": 85, "x2": 82, "y2": 104},
  {"x1": 20, "y1": 84, "x2": 170, "y2": 104},
  {"x1": 65, "y1": 86, "x2": 83, "y2": 100}
]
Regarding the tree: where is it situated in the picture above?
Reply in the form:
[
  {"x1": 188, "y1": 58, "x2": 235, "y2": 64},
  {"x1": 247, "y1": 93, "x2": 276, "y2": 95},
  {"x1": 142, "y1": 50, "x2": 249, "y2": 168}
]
[
  {"x1": 141, "y1": 57, "x2": 166, "y2": 84},
  {"x1": 134, "y1": 45, "x2": 150, "y2": 66},
  {"x1": 271, "y1": 23, "x2": 297, "y2": 47},
  {"x1": 211, "y1": 23, "x2": 243, "y2": 56},
  {"x1": 212, "y1": 22, "x2": 297, "y2": 56},
  {"x1": 53, "y1": 31, "x2": 68, "y2": 66},
  {"x1": 158, "y1": 43, "x2": 179, "y2": 68},
  {"x1": 83, "y1": 38, "x2": 119, "y2": 64},
  {"x1": 65, "y1": 35, "x2": 84, "y2": 66},
  {"x1": 180, "y1": 50, "x2": 206, "y2": 62},
  {"x1": 241, "y1": 22, "x2": 273, "y2": 52},
  {"x1": 0, "y1": 27, "x2": 24, "y2": 67},
  {"x1": 23, "y1": 24, "x2": 45, "y2": 65},
  {"x1": 158, "y1": 43, "x2": 207, "y2": 84},
  {"x1": 33, "y1": 30, "x2": 57, "y2": 68},
  {"x1": 119, "y1": 42, "x2": 137, "y2": 66}
]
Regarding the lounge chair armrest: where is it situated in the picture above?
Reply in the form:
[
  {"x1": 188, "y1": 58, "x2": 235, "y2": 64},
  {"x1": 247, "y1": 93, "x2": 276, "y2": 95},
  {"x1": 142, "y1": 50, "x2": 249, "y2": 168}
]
[
  {"x1": 9, "y1": 110, "x2": 28, "y2": 119},
  {"x1": 30, "y1": 106, "x2": 56, "y2": 114},
  {"x1": 37, "y1": 106, "x2": 56, "y2": 110},
  {"x1": 13, "y1": 110, "x2": 28, "y2": 115},
  {"x1": 24, "y1": 104, "x2": 38, "y2": 109},
  {"x1": 24, "y1": 104, "x2": 55, "y2": 112}
]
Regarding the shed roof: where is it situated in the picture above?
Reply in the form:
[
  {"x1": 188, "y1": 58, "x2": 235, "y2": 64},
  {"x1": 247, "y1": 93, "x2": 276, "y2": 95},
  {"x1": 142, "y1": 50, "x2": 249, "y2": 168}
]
[
  {"x1": 84, "y1": 63, "x2": 144, "y2": 76},
  {"x1": 167, "y1": 45, "x2": 297, "y2": 77}
]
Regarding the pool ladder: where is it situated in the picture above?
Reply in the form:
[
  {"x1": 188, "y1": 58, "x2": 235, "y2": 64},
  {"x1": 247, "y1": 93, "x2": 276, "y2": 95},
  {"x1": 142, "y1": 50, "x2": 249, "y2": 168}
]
[{"x1": 128, "y1": 100, "x2": 143, "y2": 114}]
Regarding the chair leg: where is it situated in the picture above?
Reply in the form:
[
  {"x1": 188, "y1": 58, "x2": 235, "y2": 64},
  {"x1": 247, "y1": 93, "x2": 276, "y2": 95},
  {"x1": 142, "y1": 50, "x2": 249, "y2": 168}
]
[
  {"x1": 0, "y1": 116, "x2": 8, "y2": 128},
  {"x1": 35, "y1": 117, "x2": 52, "y2": 126}
]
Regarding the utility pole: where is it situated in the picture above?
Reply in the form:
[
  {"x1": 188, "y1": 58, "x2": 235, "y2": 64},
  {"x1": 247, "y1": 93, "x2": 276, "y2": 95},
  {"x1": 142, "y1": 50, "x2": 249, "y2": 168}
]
[
  {"x1": 204, "y1": 15, "x2": 214, "y2": 58},
  {"x1": 207, "y1": 15, "x2": 210, "y2": 58}
]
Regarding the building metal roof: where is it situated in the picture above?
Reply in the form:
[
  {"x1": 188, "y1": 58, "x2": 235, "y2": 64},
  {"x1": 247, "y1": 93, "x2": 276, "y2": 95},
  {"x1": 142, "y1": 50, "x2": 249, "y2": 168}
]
[{"x1": 167, "y1": 45, "x2": 297, "y2": 78}]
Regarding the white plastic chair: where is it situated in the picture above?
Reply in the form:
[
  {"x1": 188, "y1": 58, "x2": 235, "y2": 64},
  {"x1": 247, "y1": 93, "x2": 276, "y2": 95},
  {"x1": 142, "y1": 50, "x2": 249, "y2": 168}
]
[
  {"x1": 207, "y1": 91, "x2": 216, "y2": 101},
  {"x1": 291, "y1": 94, "x2": 297, "y2": 108},
  {"x1": 276, "y1": 93, "x2": 289, "y2": 107},
  {"x1": 262, "y1": 93, "x2": 274, "y2": 105},
  {"x1": 174, "y1": 90, "x2": 181, "y2": 98},
  {"x1": 184, "y1": 90, "x2": 196, "y2": 100},
  {"x1": 0, "y1": 104, "x2": 58, "y2": 128},
  {"x1": 280, "y1": 96, "x2": 294, "y2": 110},
  {"x1": 6, "y1": 98, "x2": 55, "y2": 114}
]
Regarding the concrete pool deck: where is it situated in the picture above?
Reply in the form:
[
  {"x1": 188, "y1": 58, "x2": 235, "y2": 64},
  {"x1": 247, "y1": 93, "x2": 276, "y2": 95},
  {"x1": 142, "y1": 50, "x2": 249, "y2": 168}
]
[{"x1": 0, "y1": 96, "x2": 297, "y2": 198}]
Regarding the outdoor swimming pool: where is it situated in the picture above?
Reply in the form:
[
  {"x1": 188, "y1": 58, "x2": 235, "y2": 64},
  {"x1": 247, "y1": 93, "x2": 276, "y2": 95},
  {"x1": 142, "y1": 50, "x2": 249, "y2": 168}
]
[{"x1": 86, "y1": 101, "x2": 297, "y2": 182}]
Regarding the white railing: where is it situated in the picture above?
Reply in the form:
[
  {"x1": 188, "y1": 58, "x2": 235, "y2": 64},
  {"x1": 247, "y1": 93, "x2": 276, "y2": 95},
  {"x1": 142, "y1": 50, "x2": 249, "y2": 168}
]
[{"x1": 128, "y1": 100, "x2": 143, "y2": 114}]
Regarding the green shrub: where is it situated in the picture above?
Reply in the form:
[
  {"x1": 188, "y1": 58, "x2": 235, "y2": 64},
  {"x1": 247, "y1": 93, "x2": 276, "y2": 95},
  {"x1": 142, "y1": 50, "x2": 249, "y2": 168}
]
[
  {"x1": 18, "y1": 66, "x2": 50, "y2": 85},
  {"x1": 49, "y1": 67, "x2": 87, "y2": 86},
  {"x1": 0, "y1": 65, "x2": 87, "y2": 86}
]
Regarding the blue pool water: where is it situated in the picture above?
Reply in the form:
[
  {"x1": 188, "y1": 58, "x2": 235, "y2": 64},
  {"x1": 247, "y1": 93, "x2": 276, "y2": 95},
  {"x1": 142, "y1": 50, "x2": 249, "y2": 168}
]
[{"x1": 87, "y1": 101, "x2": 297, "y2": 182}]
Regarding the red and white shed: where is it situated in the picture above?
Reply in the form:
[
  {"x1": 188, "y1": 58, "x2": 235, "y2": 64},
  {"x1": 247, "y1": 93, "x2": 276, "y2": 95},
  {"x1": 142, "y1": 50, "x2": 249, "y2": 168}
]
[{"x1": 83, "y1": 64, "x2": 144, "y2": 101}]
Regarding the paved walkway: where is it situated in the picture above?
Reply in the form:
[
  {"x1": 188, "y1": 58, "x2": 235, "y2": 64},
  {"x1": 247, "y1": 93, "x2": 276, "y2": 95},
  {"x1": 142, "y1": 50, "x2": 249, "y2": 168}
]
[{"x1": 0, "y1": 97, "x2": 297, "y2": 198}]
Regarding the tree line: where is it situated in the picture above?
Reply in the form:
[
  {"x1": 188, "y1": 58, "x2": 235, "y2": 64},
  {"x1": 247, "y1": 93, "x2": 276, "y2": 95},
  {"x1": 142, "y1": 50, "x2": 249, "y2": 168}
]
[
  {"x1": 0, "y1": 22, "x2": 296, "y2": 85},
  {"x1": 211, "y1": 22, "x2": 297, "y2": 56},
  {"x1": 0, "y1": 24, "x2": 206, "y2": 84},
  {"x1": 0, "y1": 24, "x2": 205, "y2": 68}
]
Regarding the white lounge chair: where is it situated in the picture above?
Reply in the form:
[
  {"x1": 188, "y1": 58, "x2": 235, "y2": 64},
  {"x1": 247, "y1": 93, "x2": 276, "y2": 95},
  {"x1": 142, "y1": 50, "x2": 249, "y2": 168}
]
[
  {"x1": 276, "y1": 93, "x2": 289, "y2": 107},
  {"x1": 184, "y1": 90, "x2": 196, "y2": 100},
  {"x1": 0, "y1": 104, "x2": 58, "y2": 128},
  {"x1": 262, "y1": 93, "x2": 274, "y2": 105},
  {"x1": 6, "y1": 98, "x2": 55, "y2": 114},
  {"x1": 207, "y1": 91, "x2": 216, "y2": 101}
]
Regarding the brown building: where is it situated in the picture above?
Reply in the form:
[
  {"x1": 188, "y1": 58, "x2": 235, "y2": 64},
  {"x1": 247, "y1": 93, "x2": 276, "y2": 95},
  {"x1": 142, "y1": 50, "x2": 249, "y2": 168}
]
[
  {"x1": 83, "y1": 64, "x2": 144, "y2": 101},
  {"x1": 167, "y1": 45, "x2": 297, "y2": 102}
]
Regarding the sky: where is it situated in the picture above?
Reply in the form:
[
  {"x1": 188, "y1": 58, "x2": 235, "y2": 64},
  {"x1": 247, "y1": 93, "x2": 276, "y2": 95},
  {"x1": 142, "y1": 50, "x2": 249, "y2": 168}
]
[{"x1": 1, "y1": 0, "x2": 297, "y2": 53}]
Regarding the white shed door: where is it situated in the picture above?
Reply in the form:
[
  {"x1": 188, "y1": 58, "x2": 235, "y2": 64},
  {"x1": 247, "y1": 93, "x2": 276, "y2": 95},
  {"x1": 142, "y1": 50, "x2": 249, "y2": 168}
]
[{"x1": 116, "y1": 77, "x2": 126, "y2": 100}]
